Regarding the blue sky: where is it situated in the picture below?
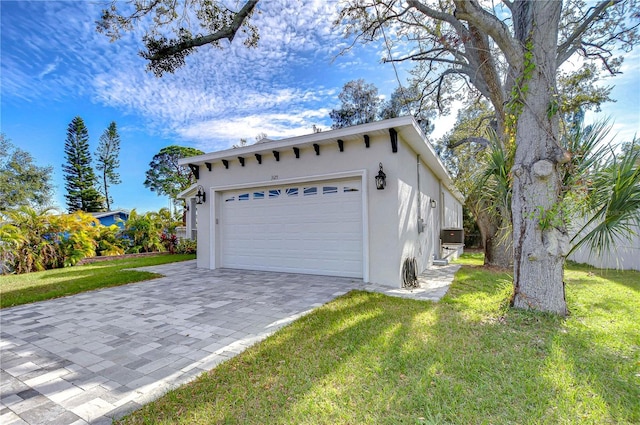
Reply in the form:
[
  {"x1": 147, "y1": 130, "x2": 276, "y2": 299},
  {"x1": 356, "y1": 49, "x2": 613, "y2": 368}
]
[{"x1": 1, "y1": 1, "x2": 639, "y2": 214}]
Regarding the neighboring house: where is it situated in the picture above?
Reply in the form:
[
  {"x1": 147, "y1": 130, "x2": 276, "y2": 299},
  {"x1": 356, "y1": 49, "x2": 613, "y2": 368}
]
[
  {"x1": 179, "y1": 186, "x2": 199, "y2": 241},
  {"x1": 91, "y1": 210, "x2": 129, "y2": 228},
  {"x1": 178, "y1": 116, "x2": 464, "y2": 288}
]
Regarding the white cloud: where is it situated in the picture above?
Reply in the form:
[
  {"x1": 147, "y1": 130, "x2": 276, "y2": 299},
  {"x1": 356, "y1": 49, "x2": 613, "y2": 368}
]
[
  {"x1": 2, "y1": 0, "x2": 405, "y2": 152},
  {"x1": 33, "y1": 0, "x2": 640, "y2": 155},
  {"x1": 178, "y1": 108, "x2": 331, "y2": 151},
  {"x1": 83, "y1": 0, "x2": 351, "y2": 146},
  {"x1": 37, "y1": 57, "x2": 61, "y2": 79}
]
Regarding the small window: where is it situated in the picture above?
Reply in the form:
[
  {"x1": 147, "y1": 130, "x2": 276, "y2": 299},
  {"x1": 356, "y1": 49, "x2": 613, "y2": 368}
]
[
  {"x1": 323, "y1": 186, "x2": 338, "y2": 195},
  {"x1": 304, "y1": 187, "x2": 318, "y2": 196},
  {"x1": 253, "y1": 191, "x2": 265, "y2": 199},
  {"x1": 269, "y1": 189, "x2": 281, "y2": 198},
  {"x1": 238, "y1": 193, "x2": 250, "y2": 201},
  {"x1": 225, "y1": 196, "x2": 235, "y2": 202},
  {"x1": 286, "y1": 188, "x2": 298, "y2": 197},
  {"x1": 344, "y1": 186, "x2": 359, "y2": 192}
]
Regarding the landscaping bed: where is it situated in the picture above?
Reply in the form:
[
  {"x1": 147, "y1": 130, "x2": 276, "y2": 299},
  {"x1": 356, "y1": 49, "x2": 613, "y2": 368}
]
[{"x1": 77, "y1": 252, "x2": 165, "y2": 265}]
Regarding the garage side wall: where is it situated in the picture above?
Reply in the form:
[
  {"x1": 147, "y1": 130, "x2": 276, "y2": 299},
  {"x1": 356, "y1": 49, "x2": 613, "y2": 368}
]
[
  {"x1": 395, "y1": 137, "x2": 443, "y2": 280},
  {"x1": 443, "y1": 189, "x2": 463, "y2": 228}
]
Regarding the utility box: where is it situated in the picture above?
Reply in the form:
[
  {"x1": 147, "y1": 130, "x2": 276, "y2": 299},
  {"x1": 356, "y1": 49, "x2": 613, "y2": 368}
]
[{"x1": 441, "y1": 228, "x2": 464, "y2": 244}]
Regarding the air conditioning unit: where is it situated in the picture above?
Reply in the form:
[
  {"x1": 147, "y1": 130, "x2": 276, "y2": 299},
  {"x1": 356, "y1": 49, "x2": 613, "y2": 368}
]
[{"x1": 441, "y1": 228, "x2": 464, "y2": 244}]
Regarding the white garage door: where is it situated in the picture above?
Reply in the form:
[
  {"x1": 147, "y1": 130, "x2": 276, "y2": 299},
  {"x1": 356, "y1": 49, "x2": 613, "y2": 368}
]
[{"x1": 220, "y1": 179, "x2": 363, "y2": 278}]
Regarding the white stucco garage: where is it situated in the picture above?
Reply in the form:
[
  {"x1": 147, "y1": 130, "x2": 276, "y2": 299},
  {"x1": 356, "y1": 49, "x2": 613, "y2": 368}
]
[{"x1": 179, "y1": 116, "x2": 464, "y2": 288}]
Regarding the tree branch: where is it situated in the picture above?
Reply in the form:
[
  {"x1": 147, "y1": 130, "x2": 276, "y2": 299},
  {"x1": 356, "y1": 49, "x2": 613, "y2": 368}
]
[
  {"x1": 502, "y1": 0, "x2": 515, "y2": 12},
  {"x1": 383, "y1": 50, "x2": 468, "y2": 68},
  {"x1": 406, "y1": 0, "x2": 468, "y2": 35},
  {"x1": 556, "y1": 0, "x2": 621, "y2": 65},
  {"x1": 449, "y1": 137, "x2": 490, "y2": 149},
  {"x1": 452, "y1": 0, "x2": 522, "y2": 69},
  {"x1": 146, "y1": 0, "x2": 259, "y2": 61},
  {"x1": 436, "y1": 68, "x2": 466, "y2": 112}
]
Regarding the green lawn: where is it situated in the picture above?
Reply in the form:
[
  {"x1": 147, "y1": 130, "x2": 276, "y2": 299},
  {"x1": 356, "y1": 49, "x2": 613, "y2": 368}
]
[
  {"x1": 118, "y1": 254, "x2": 639, "y2": 424},
  {"x1": 0, "y1": 254, "x2": 195, "y2": 308}
]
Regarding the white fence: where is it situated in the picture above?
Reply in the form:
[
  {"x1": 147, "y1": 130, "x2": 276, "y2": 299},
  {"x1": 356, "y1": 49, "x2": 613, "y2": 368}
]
[{"x1": 568, "y1": 223, "x2": 640, "y2": 271}]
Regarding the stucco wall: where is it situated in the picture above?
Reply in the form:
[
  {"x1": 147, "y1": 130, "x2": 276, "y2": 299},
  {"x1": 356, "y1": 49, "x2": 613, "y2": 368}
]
[
  {"x1": 194, "y1": 132, "x2": 402, "y2": 285},
  {"x1": 443, "y1": 189, "x2": 463, "y2": 229},
  {"x1": 191, "y1": 126, "x2": 464, "y2": 287},
  {"x1": 395, "y1": 139, "x2": 462, "y2": 279}
]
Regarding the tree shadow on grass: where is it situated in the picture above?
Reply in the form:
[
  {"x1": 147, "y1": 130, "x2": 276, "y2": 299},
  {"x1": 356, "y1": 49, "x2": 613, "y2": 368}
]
[
  {"x1": 566, "y1": 261, "x2": 640, "y2": 293},
  {"x1": 117, "y1": 265, "x2": 639, "y2": 424},
  {"x1": 118, "y1": 290, "x2": 396, "y2": 424}
]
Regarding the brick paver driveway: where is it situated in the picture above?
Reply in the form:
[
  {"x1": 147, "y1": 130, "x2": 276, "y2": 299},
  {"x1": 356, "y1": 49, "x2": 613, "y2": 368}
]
[{"x1": 0, "y1": 260, "x2": 458, "y2": 425}]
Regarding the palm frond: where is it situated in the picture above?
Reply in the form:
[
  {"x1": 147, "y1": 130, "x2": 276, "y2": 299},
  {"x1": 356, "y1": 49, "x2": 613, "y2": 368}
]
[{"x1": 570, "y1": 139, "x2": 640, "y2": 256}]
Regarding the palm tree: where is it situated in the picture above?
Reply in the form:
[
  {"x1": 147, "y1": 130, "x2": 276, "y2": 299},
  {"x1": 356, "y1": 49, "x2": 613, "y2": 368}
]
[
  {"x1": 472, "y1": 121, "x2": 640, "y2": 268},
  {"x1": 0, "y1": 206, "x2": 60, "y2": 273},
  {"x1": 568, "y1": 136, "x2": 640, "y2": 257},
  {"x1": 470, "y1": 131, "x2": 514, "y2": 266},
  {"x1": 0, "y1": 220, "x2": 23, "y2": 274}
]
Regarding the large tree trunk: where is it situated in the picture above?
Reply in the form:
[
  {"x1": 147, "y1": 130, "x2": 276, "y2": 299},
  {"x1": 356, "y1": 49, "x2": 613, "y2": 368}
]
[
  {"x1": 486, "y1": 225, "x2": 512, "y2": 268},
  {"x1": 475, "y1": 205, "x2": 512, "y2": 268},
  {"x1": 511, "y1": 1, "x2": 569, "y2": 316}
]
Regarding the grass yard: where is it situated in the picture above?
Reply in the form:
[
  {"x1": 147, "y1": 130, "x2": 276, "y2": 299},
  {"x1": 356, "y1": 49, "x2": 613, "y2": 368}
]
[
  {"x1": 0, "y1": 254, "x2": 195, "y2": 308},
  {"x1": 118, "y1": 254, "x2": 640, "y2": 424}
]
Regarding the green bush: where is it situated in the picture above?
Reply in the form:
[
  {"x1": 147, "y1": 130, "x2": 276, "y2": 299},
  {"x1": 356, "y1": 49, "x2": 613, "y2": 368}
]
[
  {"x1": 0, "y1": 207, "x2": 101, "y2": 273},
  {"x1": 176, "y1": 239, "x2": 197, "y2": 254},
  {"x1": 120, "y1": 208, "x2": 183, "y2": 254},
  {"x1": 96, "y1": 224, "x2": 126, "y2": 256},
  {"x1": 1, "y1": 206, "x2": 188, "y2": 274}
]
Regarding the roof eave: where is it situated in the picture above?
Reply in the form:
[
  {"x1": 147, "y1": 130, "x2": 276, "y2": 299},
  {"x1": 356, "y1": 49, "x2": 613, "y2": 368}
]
[
  {"x1": 178, "y1": 116, "x2": 464, "y2": 203},
  {"x1": 178, "y1": 116, "x2": 418, "y2": 166}
]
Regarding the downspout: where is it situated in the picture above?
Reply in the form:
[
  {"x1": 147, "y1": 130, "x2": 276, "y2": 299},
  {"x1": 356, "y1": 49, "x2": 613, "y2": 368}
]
[
  {"x1": 417, "y1": 154, "x2": 423, "y2": 233},
  {"x1": 437, "y1": 180, "x2": 444, "y2": 260}
]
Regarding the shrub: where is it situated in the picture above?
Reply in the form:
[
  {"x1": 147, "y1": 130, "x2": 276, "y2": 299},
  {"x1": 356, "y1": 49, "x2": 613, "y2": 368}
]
[
  {"x1": 176, "y1": 239, "x2": 197, "y2": 254},
  {"x1": 120, "y1": 209, "x2": 165, "y2": 253},
  {"x1": 0, "y1": 207, "x2": 101, "y2": 273},
  {"x1": 96, "y1": 224, "x2": 125, "y2": 256},
  {"x1": 1, "y1": 206, "x2": 186, "y2": 274},
  {"x1": 161, "y1": 232, "x2": 178, "y2": 254}
]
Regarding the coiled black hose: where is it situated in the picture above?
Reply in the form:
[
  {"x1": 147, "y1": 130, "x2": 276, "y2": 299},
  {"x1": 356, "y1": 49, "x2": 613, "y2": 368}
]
[{"x1": 402, "y1": 257, "x2": 419, "y2": 288}]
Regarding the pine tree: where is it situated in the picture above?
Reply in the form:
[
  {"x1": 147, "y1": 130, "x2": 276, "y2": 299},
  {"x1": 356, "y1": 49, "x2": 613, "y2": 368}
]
[
  {"x1": 62, "y1": 116, "x2": 104, "y2": 212},
  {"x1": 95, "y1": 121, "x2": 122, "y2": 211}
]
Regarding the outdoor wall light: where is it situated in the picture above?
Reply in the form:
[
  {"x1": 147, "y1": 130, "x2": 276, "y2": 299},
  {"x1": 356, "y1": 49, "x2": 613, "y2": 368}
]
[
  {"x1": 195, "y1": 185, "x2": 206, "y2": 204},
  {"x1": 375, "y1": 163, "x2": 387, "y2": 190},
  {"x1": 430, "y1": 198, "x2": 437, "y2": 208}
]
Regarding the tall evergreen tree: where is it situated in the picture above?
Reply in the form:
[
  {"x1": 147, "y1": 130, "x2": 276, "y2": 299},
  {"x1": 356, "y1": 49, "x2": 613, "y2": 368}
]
[
  {"x1": 62, "y1": 116, "x2": 104, "y2": 212},
  {"x1": 95, "y1": 121, "x2": 122, "y2": 211}
]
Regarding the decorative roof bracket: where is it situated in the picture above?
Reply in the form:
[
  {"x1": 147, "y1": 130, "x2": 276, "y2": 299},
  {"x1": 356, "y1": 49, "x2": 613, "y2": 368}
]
[
  {"x1": 389, "y1": 128, "x2": 398, "y2": 153},
  {"x1": 188, "y1": 164, "x2": 199, "y2": 180}
]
